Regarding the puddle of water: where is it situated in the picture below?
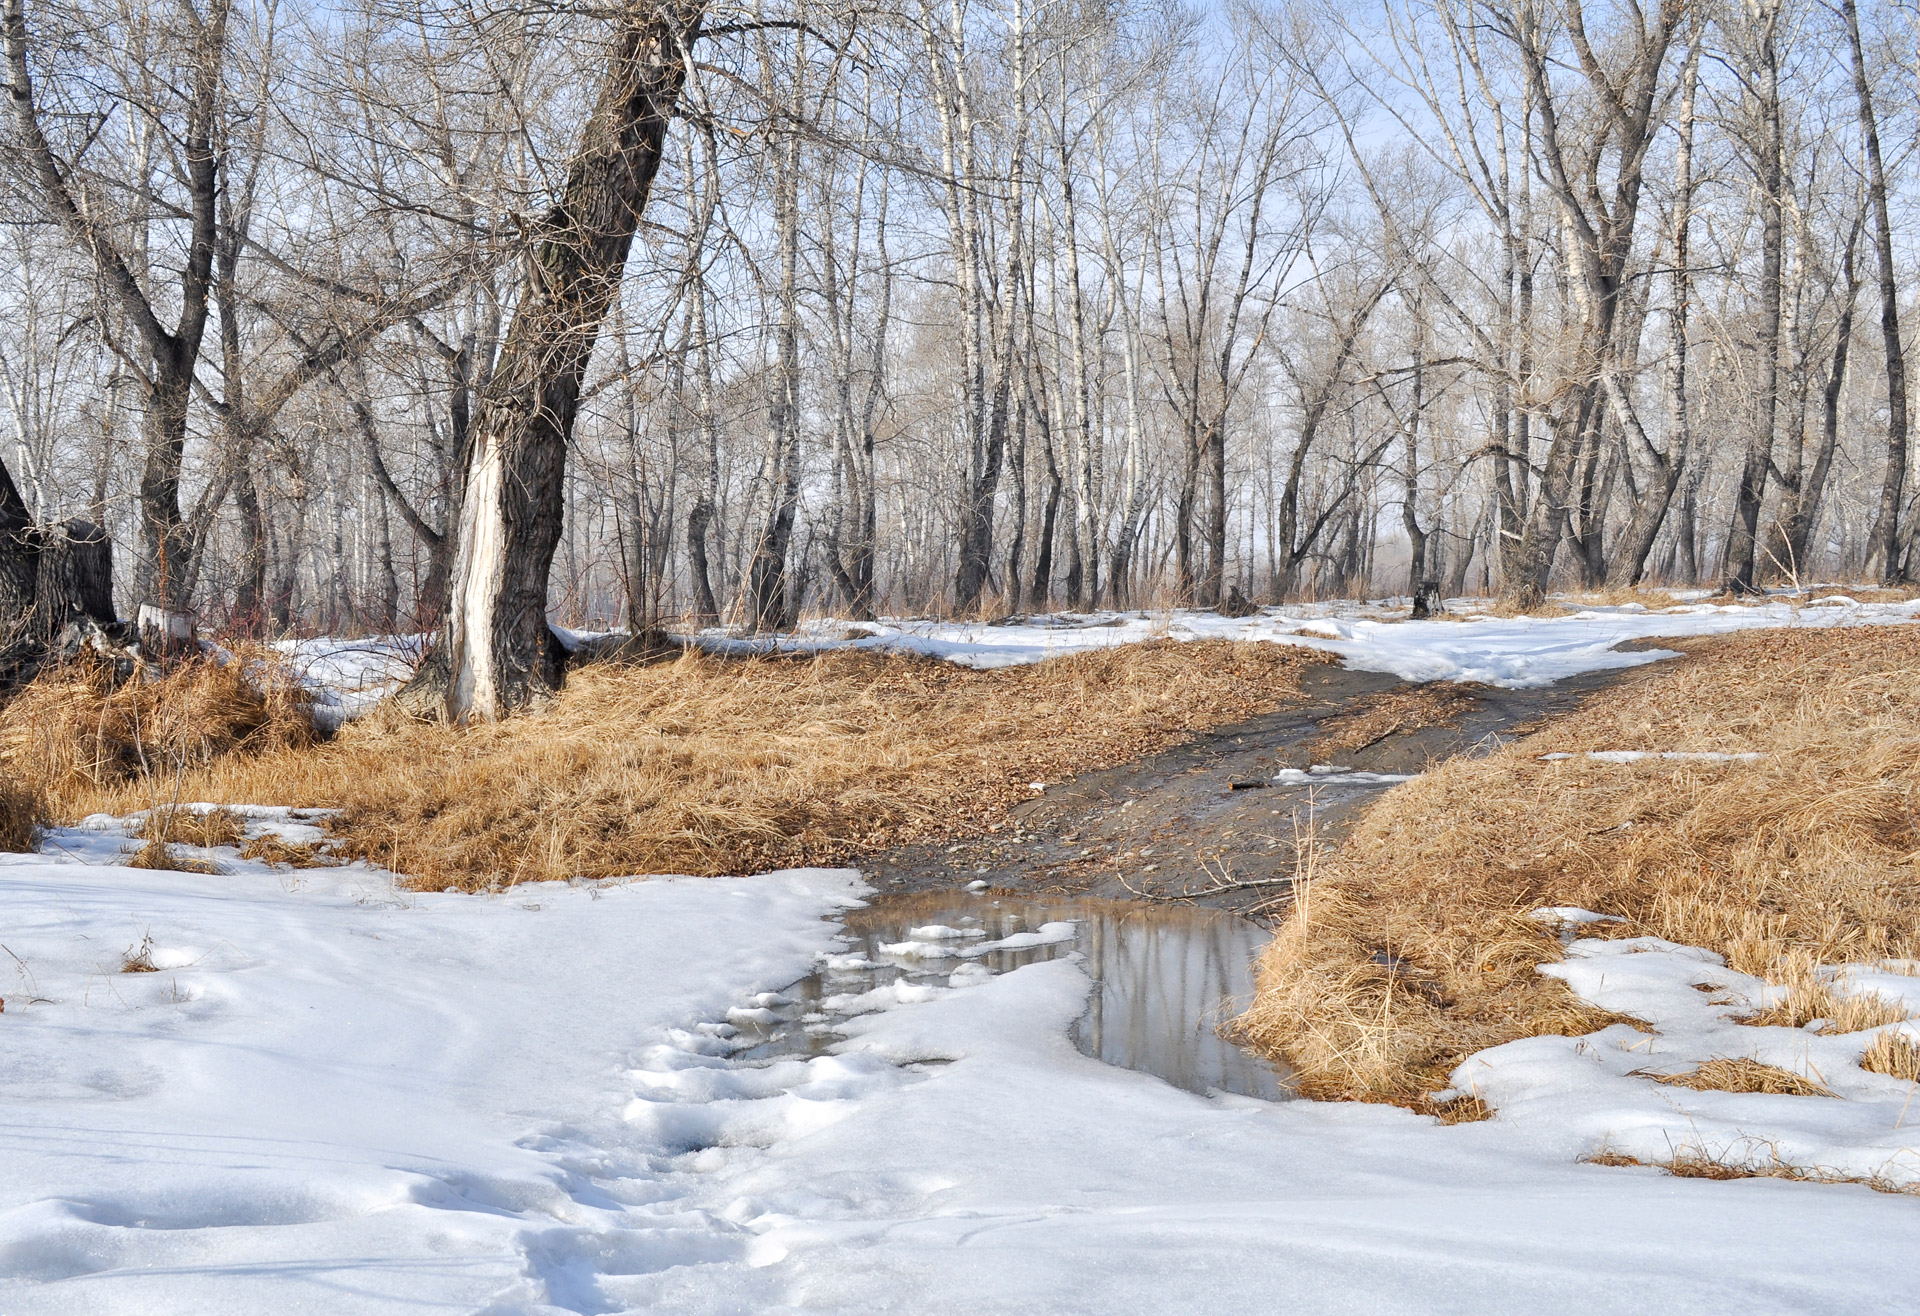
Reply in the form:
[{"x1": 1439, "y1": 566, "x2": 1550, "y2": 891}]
[{"x1": 732, "y1": 893, "x2": 1292, "y2": 1101}]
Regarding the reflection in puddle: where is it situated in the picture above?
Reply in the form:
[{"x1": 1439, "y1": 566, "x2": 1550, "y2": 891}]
[{"x1": 736, "y1": 892, "x2": 1292, "y2": 1101}]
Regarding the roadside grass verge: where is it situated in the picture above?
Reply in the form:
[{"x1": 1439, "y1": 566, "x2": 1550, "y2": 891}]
[
  {"x1": 1235, "y1": 626, "x2": 1920, "y2": 1107},
  {"x1": 0, "y1": 639, "x2": 1324, "y2": 890}
]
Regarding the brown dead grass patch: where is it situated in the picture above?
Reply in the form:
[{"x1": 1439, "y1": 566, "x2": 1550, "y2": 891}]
[
  {"x1": 1238, "y1": 626, "x2": 1920, "y2": 1106},
  {"x1": 0, "y1": 653, "x2": 317, "y2": 818},
  {"x1": 139, "y1": 805, "x2": 245, "y2": 850},
  {"x1": 1584, "y1": 1145, "x2": 1920, "y2": 1195},
  {"x1": 1735, "y1": 962, "x2": 1915, "y2": 1033},
  {"x1": 1861, "y1": 1030, "x2": 1920, "y2": 1082},
  {"x1": 0, "y1": 775, "x2": 44, "y2": 852},
  {"x1": 7, "y1": 640, "x2": 1323, "y2": 891},
  {"x1": 1644, "y1": 1057, "x2": 1836, "y2": 1097},
  {"x1": 124, "y1": 837, "x2": 222, "y2": 873}
]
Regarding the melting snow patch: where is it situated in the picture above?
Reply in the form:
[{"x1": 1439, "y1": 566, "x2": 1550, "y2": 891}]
[
  {"x1": 1273, "y1": 766, "x2": 1418, "y2": 786},
  {"x1": 1451, "y1": 935, "x2": 1920, "y2": 1190}
]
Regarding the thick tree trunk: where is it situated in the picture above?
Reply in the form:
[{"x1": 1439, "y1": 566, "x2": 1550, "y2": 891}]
[
  {"x1": 1844, "y1": 0, "x2": 1910, "y2": 583},
  {"x1": 5, "y1": 0, "x2": 225, "y2": 618},
  {"x1": 1606, "y1": 31, "x2": 1700, "y2": 590},
  {"x1": 1725, "y1": 12, "x2": 1785, "y2": 592},
  {"x1": 0, "y1": 454, "x2": 35, "y2": 638},
  {"x1": 440, "y1": 0, "x2": 701, "y2": 721}
]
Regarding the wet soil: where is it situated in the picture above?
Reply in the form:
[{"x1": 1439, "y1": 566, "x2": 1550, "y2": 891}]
[{"x1": 856, "y1": 656, "x2": 1648, "y2": 918}]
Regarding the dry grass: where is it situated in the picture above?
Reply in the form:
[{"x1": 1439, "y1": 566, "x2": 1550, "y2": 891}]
[
  {"x1": 1644, "y1": 1057, "x2": 1836, "y2": 1098},
  {"x1": 138, "y1": 805, "x2": 245, "y2": 850},
  {"x1": 0, "y1": 775, "x2": 45, "y2": 852},
  {"x1": 1735, "y1": 962, "x2": 1915, "y2": 1033},
  {"x1": 1861, "y1": 1030, "x2": 1920, "y2": 1083},
  {"x1": 124, "y1": 837, "x2": 221, "y2": 873},
  {"x1": 120, "y1": 934, "x2": 157, "y2": 973},
  {"x1": 0, "y1": 652, "x2": 316, "y2": 819},
  {"x1": 238, "y1": 834, "x2": 333, "y2": 868},
  {"x1": 4, "y1": 639, "x2": 1324, "y2": 891},
  {"x1": 1584, "y1": 1145, "x2": 1920, "y2": 1195},
  {"x1": 1238, "y1": 626, "x2": 1920, "y2": 1106}
]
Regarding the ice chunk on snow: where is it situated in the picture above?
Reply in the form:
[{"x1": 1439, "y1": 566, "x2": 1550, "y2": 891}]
[
  {"x1": 1529, "y1": 907, "x2": 1626, "y2": 926},
  {"x1": 1273, "y1": 768, "x2": 1417, "y2": 786}
]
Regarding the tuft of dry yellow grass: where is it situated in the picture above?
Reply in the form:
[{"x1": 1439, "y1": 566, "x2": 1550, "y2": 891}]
[
  {"x1": 1237, "y1": 626, "x2": 1920, "y2": 1106},
  {"x1": 0, "y1": 652, "x2": 317, "y2": 819},
  {"x1": 3, "y1": 639, "x2": 1324, "y2": 891},
  {"x1": 139, "y1": 805, "x2": 245, "y2": 850},
  {"x1": 1861, "y1": 1030, "x2": 1920, "y2": 1082},
  {"x1": 0, "y1": 775, "x2": 43, "y2": 852},
  {"x1": 1645, "y1": 1057, "x2": 1835, "y2": 1098}
]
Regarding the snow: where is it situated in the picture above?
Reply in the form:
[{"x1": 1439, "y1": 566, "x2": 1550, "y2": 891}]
[
  {"x1": 1451, "y1": 932, "x2": 1920, "y2": 1191},
  {"x1": 0, "y1": 834, "x2": 863, "y2": 1313},
  {"x1": 263, "y1": 594, "x2": 1920, "y2": 727},
  {"x1": 6, "y1": 828, "x2": 1918, "y2": 1313},
  {"x1": 273, "y1": 635, "x2": 424, "y2": 728},
  {"x1": 695, "y1": 592, "x2": 1920, "y2": 689},
  {"x1": 1273, "y1": 764, "x2": 1419, "y2": 786}
]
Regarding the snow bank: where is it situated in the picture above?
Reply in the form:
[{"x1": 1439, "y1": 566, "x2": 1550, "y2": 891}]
[
  {"x1": 6, "y1": 833, "x2": 1915, "y2": 1313},
  {"x1": 267, "y1": 594, "x2": 1920, "y2": 724},
  {"x1": 704, "y1": 592, "x2": 1920, "y2": 689},
  {"x1": 0, "y1": 836, "x2": 861, "y2": 1313},
  {"x1": 1447, "y1": 932, "x2": 1920, "y2": 1189}
]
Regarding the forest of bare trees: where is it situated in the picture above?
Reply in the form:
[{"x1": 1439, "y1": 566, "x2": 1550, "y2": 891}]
[{"x1": 3, "y1": 0, "x2": 1916, "y2": 705}]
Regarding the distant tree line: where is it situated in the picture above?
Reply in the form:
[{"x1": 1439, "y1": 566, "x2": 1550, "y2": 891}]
[{"x1": 1, "y1": 0, "x2": 1914, "y2": 715}]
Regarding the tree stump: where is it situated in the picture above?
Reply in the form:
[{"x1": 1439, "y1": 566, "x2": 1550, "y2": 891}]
[
  {"x1": 1, "y1": 517, "x2": 121, "y2": 692},
  {"x1": 1216, "y1": 584, "x2": 1260, "y2": 618},
  {"x1": 1411, "y1": 580, "x2": 1445, "y2": 619}
]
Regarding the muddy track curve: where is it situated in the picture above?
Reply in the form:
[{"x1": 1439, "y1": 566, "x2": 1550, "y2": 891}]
[{"x1": 855, "y1": 650, "x2": 1658, "y2": 918}]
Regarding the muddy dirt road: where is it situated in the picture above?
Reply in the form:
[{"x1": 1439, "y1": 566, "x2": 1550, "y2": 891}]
[{"x1": 857, "y1": 656, "x2": 1644, "y2": 917}]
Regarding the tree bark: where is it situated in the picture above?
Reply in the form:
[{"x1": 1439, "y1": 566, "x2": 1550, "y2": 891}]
[
  {"x1": 1844, "y1": 0, "x2": 1910, "y2": 583},
  {"x1": 1724, "y1": 2, "x2": 1785, "y2": 592},
  {"x1": 440, "y1": 0, "x2": 702, "y2": 720}
]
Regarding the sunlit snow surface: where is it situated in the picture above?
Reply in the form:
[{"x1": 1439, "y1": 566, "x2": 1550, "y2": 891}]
[
  {"x1": 8, "y1": 595, "x2": 1920, "y2": 1310},
  {"x1": 699, "y1": 590, "x2": 1920, "y2": 687},
  {"x1": 4, "y1": 833, "x2": 1919, "y2": 1313},
  {"x1": 269, "y1": 593, "x2": 1920, "y2": 721}
]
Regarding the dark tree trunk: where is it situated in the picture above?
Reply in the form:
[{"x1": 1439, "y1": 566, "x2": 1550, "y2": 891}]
[
  {"x1": 954, "y1": 372, "x2": 1013, "y2": 615},
  {"x1": 1725, "y1": 15, "x2": 1785, "y2": 592},
  {"x1": 0, "y1": 454, "x2": 36, "y2": 638},
  {"x1": 1606, "y1": 31, "x2": 1701, "y2": 590},
  {"x1": 1845, "y1": 0, "x2": 1911, "y2": 583},
  {"x1": 1031, "y1": 425, "x2": 1064, "y2": 610},
  {"x1": 440, "y1": 0, "x2": 703, "y2": 720},
  {"x1": 1201, "y1": 417, "x2": 1227, "y2": 608},
  {"x1": 1771, "y1": 218, "x2": 1860, "y2": 577},
  {"x1": 5, "y1": 0, "x2": 226, "y2": 616}
]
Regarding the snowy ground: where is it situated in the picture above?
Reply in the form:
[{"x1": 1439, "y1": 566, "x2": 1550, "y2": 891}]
[
  {"x1": 8, "y1": 595, "x2": 1920, "y2": 1310},
  {"x1": 269, "y1": 592, "x2": 1920, "y2": 717},
  {"x1": 737, "y1": 590, "x2": 1920, "y2": 685},
  {"x1": 3, "y1": 821, "x2": 1917, "y2": 1314}
]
